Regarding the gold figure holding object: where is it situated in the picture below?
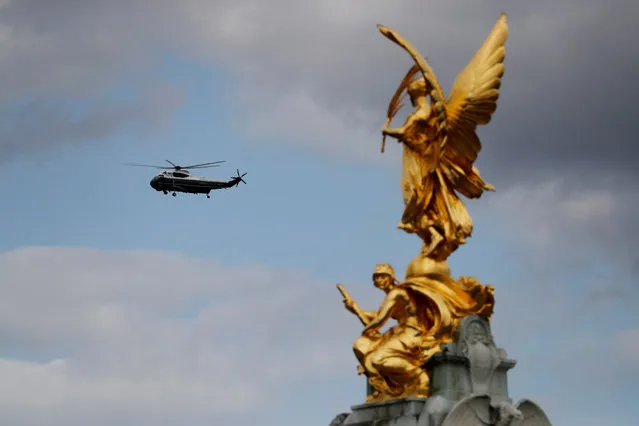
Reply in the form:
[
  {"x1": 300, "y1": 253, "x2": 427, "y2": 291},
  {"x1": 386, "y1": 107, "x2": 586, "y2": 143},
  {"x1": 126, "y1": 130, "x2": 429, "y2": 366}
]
[
  {"x1": 339, "y1": 264, "x2": 438, "y2": 401},
  {"x1": 340, "y1": 261, "x2": 495, "y2": 402},
  {"x1": 380, "y1": 13, "x2": 508, "y2": 261},
  {"x1": 338, "y1": 14, "x2": 507, "y2": 403}
]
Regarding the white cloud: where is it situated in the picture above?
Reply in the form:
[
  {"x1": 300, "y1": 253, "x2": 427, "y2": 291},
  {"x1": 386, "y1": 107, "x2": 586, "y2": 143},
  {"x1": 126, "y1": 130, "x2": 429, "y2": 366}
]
[
  {"x1": 477, "y1": 178, "x2": 639, "y2": 294},
  {"x1": 0, "y1": 246, "x2": 366, "y2": 426},
  {"x1": 482, "y1": 179, "x2": 618, "y2": 250},
  {"x1": 1, "y1": 243, "x2": 637, "y2": 425},
  {"x1": 472, "y1": 178, "x2": 639, "y2": 351},
  {"x1": 0, "y1": 357, "x2": 263, "y2": 425}
]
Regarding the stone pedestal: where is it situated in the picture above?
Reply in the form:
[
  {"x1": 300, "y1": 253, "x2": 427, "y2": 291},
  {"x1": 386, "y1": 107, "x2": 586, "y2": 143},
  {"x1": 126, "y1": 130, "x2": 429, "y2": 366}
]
[
  {"x1": 330, "y1": 315, "x2": 552, "y2": 426},
  {"x1": 341, "y1": 398, "x2": 425, "y2": 426}
]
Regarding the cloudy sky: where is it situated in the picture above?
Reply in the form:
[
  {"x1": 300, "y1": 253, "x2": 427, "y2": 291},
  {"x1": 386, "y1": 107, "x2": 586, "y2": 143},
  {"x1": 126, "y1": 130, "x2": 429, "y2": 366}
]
[{"x1": 1, "y1": 0, "x2": 638, "y2": 425}]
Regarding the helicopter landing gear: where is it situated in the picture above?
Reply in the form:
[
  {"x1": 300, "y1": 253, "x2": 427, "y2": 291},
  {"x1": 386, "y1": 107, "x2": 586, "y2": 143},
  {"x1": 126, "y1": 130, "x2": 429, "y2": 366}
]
[
  {"x1": 172, "y1": 192, "x2": 176, "y2": 197},
  {"x1": 207, "y1": 194, "x2": 210, "y2": 198},
  {"x1": 163, "y1": 190, "x2": 168, "y2": 195}
]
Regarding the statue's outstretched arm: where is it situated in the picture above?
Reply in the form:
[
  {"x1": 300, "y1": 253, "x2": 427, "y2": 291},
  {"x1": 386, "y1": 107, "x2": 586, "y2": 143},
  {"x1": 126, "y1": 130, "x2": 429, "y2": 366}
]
[
  {"x1": 383, "y1": 106, "x2": 431, "y2": 148},
  {"x1": 362, "y1": 310, "x2": 378, "y2": 324},
  {"x1": 338, "y1": 284, "x2": 377, "y2": 326},
  {"x1": 382, "y1": 124, "x2": 406, "y2": 139},
  {"x1": 354, "y1": 307, "x2": 378, "y2": 326},
  {"x1": 382, "y1": 112, "x2": 420, "y2": 140},
  {"x1": 362, "y1": 289, "x2": 404, "y2": 335},
  {"x1": 347, "y1": 301, "x2": 377, "y2": 326}
]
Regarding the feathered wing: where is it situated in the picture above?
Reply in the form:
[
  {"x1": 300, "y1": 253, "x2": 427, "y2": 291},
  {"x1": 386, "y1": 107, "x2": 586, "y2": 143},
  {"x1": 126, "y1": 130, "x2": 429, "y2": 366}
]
[
  {"x1": 442, "y1": 14, "x2": 508, "y2": 197},
  {"x1": 440, "y1": 395, "x2": 493, "y2": 426},
  {"x1": 512, "y1": 399, "x2": 552, "y2": 426}
]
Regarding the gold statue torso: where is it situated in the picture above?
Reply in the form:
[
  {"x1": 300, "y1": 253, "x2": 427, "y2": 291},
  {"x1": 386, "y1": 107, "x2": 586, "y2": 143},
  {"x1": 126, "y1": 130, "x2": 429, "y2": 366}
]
[
  {"x1": 390, "y1": 291, "x2": 418, "y2": 325},
  {"x1": 400, "y1": 105, "x2": 440, "y2": 193}
]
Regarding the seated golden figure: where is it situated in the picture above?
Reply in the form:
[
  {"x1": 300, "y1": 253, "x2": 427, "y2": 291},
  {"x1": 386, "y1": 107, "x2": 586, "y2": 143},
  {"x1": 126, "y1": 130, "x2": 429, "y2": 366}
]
[{"x1": 340, "y1": 263, "x2": 494, "y2": 402}]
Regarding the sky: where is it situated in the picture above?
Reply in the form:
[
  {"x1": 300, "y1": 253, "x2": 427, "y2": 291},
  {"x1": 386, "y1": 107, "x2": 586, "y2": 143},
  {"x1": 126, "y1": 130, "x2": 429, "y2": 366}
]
[{"x1": 0, "y1": 0, "x2": 638, "y2": 425}]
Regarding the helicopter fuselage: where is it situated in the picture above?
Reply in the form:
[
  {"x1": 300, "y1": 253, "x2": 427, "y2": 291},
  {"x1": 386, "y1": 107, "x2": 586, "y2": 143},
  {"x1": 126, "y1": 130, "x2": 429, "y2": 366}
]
[{"x1": 150, "y1": 170, "x2": 241, "y2": 196}]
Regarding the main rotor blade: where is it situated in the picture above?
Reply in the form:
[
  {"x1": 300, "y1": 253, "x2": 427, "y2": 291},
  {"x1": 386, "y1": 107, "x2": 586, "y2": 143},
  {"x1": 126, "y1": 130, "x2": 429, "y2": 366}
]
[
  {"x1": 183, "y1": 160, "x2": 226, "y2": 168},
  {"x1": 123, "y1": 162, "x2": 172, "y2": 169},
  {"x1": 185, "y1": 164, "x2": 222, "y2": 169},
  {"x1": 165, "y1": 160, "x2": 178, "y2": 168}
]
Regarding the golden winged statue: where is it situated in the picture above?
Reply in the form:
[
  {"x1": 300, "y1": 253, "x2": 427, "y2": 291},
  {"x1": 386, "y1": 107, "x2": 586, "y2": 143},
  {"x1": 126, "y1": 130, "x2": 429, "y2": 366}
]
[
  {"x1": 335, "y1": 14, "x2": 507, "y2": 403},
  {"x1": 379, "y1": 14, "x2": 508, "y2": 262}
]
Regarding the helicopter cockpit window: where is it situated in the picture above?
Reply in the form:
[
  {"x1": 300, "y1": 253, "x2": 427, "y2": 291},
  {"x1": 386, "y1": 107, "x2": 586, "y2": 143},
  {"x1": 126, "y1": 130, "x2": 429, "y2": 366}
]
[{"x1": 173, "y1": 171, "x2": 188, "y2": 178}]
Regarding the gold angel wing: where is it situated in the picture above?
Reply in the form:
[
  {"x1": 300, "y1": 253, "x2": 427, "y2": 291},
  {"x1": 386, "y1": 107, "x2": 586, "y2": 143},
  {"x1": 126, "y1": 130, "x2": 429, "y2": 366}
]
[{"x1": 444, "y1": 14, "x2": 508, "y2": 173}]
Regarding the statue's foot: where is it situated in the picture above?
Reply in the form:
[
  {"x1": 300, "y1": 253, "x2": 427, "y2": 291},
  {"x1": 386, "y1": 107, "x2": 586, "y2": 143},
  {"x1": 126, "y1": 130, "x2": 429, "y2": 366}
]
[
  {"x1": 397, "y1": 222, "x2": 415, "y2": 233},
  {"x1": 365, "y1": 390, "x2": 385, "y2": 404},
  {"x1": 420, "y1": 244, "x2": 435, "y2": 257}
]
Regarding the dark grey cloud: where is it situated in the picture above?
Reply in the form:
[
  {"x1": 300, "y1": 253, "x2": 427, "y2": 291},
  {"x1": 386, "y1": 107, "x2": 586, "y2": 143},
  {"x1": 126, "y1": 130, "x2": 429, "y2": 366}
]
[
  {"x1": 1, "y1": 0, "x2": 636, "y2": 277},
  {"x1": 2, "y1": 0, "x2": 637, "y2": 183},
  {"x1": 0, "y1": 0, "x2": 169, "y2": 100},
  {"x1": 0, "y1": 0, "x2": 186, "y2": 162},
  {"x1": 0, "y1": 84, "x2": 184, "y2": 163},
  {"x1": 479, "y1": 0, "x2": 639, "y2": 182},
  {"x1": 203, "y1": 0, "x2": 639, "y2": 277},
  {"x1": 313, "y1": 0, "x2": 639, "y2": 185},
  {"x1": 1, "y1": 0, "x2": 636, "y2": 263},
  {"x1": 180, "y1": 0, "x2": 638, "y2": 191}
]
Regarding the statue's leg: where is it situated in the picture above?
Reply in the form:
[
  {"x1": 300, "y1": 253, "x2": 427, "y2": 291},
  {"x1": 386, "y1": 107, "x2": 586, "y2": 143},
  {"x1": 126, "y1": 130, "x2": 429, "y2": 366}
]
[
  {"x1": 370, "y1": 351, "x2": 427, "y2": 380},
  {"x1": 398, "y1": 189, "x2": 422, "y2": 234},
  {"x1": 369, "y1": 351, "x2": 429, "y2": 397},
  {"x1": 367, "y1": 334, "x2": 429, "y2": 396},
  {"x1": 353, "y1": 335, "x2": 379, "y2": 375},
  {"x1": 421, "y1": 226, "x2": 443, "y2": 257}
]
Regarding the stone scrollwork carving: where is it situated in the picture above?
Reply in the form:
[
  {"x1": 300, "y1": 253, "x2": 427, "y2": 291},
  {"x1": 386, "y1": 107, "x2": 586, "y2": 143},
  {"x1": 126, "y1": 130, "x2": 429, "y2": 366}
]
[
  {"x1": 439, "y1": 395, "x2": 551, "y2": 426},
  {"x1": 330, "y1": 413, "x2": 350, "y2": 426},
  {"x1": 456, "y1": 315, "x2": 501, "y2": 394}
]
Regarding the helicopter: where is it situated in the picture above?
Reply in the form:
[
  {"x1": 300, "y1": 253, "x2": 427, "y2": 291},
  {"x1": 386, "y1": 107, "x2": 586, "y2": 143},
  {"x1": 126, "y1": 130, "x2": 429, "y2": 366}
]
[{"x1": 125, "y1": 160, "x2": 247, "y2": 198}]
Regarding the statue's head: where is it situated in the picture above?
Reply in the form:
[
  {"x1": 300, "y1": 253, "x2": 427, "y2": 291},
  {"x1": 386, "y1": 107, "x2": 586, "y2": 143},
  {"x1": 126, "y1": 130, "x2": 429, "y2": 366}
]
[
  {"x1": 372, "y1": 263, "x2": 396, "y2": 291},
  {"x1": 407, "y1": 76, "x2": 429, "y2": 105}
]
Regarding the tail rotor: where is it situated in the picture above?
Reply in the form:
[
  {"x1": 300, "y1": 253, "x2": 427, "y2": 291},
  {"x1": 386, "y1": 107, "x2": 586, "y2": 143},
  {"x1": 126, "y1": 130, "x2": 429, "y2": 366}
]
[{"x1": 232, "y1": 169, "x2": 247, "y2": 187}]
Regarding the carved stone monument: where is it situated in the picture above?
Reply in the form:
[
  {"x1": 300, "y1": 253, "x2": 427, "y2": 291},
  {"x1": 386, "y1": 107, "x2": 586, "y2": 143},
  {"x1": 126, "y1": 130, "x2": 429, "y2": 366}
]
[{"x1": 330, "y1": 13, "x2": 552, "y2": 426}]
